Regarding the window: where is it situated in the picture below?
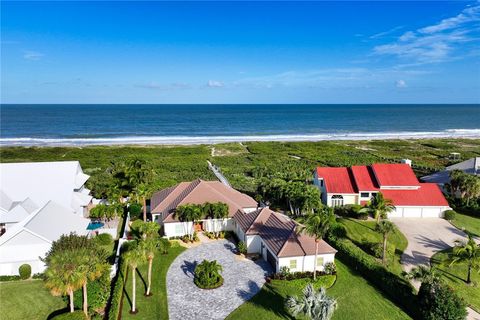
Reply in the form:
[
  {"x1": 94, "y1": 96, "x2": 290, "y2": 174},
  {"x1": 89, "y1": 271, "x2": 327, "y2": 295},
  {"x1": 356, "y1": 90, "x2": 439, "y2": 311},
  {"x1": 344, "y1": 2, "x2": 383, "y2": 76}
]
[
  {"x1": 319, "y1": 180, "x2": 324, "y2": 187},
  {"x1": 331, "y1": 195, "x2": 344, "y2": 207},
  {"x1": 289, "y1": 259, "x2": 297, "y2": 269},
  {"x1": 360, "y1": 192, "x2": 369, "y2": 198},
  {"x1": 316, "y1": 257, "x2": 324, "y2": 266}
]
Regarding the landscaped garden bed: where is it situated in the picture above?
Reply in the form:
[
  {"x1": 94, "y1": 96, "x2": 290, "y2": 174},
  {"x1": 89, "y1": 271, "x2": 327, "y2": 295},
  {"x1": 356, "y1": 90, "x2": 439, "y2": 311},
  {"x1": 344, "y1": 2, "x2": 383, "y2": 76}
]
[{"x1": 194, "y1": 259, "x2": 224, "y2": 289}]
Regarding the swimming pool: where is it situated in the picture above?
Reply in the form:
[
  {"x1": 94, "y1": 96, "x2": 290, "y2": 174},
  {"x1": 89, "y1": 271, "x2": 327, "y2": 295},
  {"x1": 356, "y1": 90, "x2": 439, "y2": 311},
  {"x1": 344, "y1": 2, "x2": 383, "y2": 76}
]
[{"x1": 87, "y1": 222, "x2": 104, "y2": 230}]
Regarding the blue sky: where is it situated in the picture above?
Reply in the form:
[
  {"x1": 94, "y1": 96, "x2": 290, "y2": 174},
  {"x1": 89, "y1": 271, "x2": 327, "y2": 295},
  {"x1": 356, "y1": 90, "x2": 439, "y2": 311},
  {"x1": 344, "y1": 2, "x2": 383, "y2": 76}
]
[{"x1": 1, "y1": 1, "x2": 480, "y2": 104}]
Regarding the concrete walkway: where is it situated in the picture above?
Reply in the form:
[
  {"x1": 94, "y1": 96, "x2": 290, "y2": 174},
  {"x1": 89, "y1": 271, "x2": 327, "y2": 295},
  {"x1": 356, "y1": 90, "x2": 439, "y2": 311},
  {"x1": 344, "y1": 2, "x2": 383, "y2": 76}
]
[
  {"x1": 166, "y1": 239, "x2": 272, "y2": 320},
  {"x1": 391, "y1": 218, "x2": 480, "y2": 320}
]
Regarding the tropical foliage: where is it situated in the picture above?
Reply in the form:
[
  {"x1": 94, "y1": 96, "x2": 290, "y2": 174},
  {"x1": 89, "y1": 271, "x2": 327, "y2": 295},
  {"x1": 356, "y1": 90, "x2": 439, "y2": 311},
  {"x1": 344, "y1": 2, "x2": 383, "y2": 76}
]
[
  {"x1": 360, "y1": 192, "x2": 395, "y2": 222},
  {"x1": 299, "y1": 206, "x2": 336, "y2": 280},
  {"x1": 375, "y1": 220, "x2": 396, "y2": 265},
  {"x1": 417, "y1": 280, "x2": 467, "y2": 320},
  {"x1": 194, "y1": 260, "x2": 224, "y2": 289},
  {"x1": 447, "y1": 233, "x2": 480, "y2": 284},
  {"x1": 123, "y1": 243, "x2": 147, "y2": 314},
  {"x1": 449, "y1": 170, "x2": 480, "y2": 206},
  {"x1": 286, "y1": 283, "x2": 337, "y2": 320}
]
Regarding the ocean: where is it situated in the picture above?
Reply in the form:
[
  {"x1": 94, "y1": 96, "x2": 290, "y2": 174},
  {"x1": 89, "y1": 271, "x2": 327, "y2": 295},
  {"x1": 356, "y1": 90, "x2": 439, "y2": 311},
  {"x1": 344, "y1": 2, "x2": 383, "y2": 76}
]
[{"x1": 1, "y1": 104, "x2": 479, "y2": 146}]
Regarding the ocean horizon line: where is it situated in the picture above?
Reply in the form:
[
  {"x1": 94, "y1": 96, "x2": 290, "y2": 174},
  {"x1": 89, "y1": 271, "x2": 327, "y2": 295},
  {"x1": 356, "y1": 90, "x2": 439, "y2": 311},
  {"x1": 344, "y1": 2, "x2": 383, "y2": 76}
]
[{"x1": 1, "y1": 129, "x2": 479, "y2": 147}]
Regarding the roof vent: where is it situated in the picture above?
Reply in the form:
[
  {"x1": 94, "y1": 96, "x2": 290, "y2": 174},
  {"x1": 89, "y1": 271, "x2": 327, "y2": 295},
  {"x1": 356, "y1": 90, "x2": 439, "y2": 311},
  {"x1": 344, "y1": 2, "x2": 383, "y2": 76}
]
[{"x1": 401, "y1": 159, "x2": 412, "y2": 167}]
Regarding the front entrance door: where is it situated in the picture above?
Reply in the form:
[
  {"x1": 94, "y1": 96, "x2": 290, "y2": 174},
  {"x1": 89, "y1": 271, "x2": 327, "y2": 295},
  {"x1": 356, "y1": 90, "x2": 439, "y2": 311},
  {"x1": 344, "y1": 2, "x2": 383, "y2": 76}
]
[{"x1": 194, "y1": 222, "x2": 203, "y2": 232}]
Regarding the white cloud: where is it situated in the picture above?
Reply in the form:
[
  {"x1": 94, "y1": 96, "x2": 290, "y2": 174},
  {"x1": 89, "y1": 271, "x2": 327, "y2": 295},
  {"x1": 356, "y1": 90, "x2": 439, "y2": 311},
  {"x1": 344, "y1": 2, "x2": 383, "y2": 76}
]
[
  {"x1": 373, "y1": 3, "x2": 480, "y2": 64},
  {"x1": 136, "y1": 82, "x2": 190, "y2": 90},
  {"x1": 207, "y1": 80, "x2": 224, "y2": 88},
  {"x1": 395, "y1": 79, "x2": 407, "y2": 88},
  {"x1": 369, "y1": 26, "x2": 404, "y2": 39},
  {"x1": 23, "y1": 51, "x2": 44, "y2": 61}
]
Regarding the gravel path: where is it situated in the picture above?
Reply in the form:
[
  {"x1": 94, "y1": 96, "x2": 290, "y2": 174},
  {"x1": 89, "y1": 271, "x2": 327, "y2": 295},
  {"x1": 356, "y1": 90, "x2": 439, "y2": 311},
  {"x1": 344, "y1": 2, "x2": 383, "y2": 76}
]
[{"x1": 166, "y1": 240, "x2": 272, "y2": 320}]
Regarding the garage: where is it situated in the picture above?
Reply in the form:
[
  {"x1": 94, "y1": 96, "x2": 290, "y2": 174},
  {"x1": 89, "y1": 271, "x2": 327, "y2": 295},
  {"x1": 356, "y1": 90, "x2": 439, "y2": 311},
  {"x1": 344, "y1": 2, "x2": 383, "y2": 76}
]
[{"x1": 391, "y1": 206, "x2": 446, "y2": 218}]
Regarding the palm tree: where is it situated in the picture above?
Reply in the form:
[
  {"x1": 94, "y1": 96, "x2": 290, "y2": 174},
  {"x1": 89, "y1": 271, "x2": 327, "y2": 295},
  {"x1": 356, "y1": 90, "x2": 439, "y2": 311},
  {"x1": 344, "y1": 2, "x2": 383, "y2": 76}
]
[
  {"x1": 124, "y1": 244, "x2": 147, "y2": 314},
  {"x1": 448, "y1": 233, "x2": 480, "y2": 284},
  {"x1": 175, "y1": 204, "x2": 204, "y2": 240},
  {"x1": 44, "y1": 251, "x2": 84, "y2": 313},
  {"x1": 138, "y1": 221, "x2": 161, "y2": 296},
  {"x1": 286, "y1": 283, "x2": 337, "y2": 320},
  {"x1": 135, "y1": 183, "x2": 151, "y2": 222},
  {"x1": 375, "y1": 220, "x2": 395, "y2": 265},
  {"x1": 404, "y1": 264, "x2": 440, "y2": 285},
  {"x1": 360, "y1": 192, "x2": 395, "y2": 222},
  {"x1": 204, "y1": 202, "x2": 229, "y2": 238},
  {"x1": 299, "y1": 206, "x2": 336, "y2": 280}
]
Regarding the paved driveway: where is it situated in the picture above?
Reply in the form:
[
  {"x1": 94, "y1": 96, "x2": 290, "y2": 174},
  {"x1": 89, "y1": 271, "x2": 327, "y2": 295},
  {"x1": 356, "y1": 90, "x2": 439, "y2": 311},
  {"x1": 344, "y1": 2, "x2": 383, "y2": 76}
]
[
  {"x1": 166, "y1": 239, "x2": 272, "y2": 320},
  {"x1": 391, "y1": 218, "x2": 468, "y2": 273}
]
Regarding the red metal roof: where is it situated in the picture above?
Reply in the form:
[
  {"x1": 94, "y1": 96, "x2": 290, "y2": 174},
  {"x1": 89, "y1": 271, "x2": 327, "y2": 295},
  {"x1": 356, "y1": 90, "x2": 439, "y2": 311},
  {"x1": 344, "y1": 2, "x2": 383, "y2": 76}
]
[
  {"x1": 371, "y1": 163, "x2": 419, "y2": 187},
  {"x1": 316, "y1": 167, "x2": 356, "y2": 194},
  {"x1": 351, "y1": 166, "x2": 380, "y2": 191},
  {"x1": 381, "y1": 183, "x2": 449, "y2": 206}
]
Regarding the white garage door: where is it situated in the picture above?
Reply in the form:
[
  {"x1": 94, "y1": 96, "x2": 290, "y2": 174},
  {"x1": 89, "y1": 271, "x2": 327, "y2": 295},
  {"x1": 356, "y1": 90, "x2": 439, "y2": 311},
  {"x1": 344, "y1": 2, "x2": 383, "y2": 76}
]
[
  {"x1": 402, "y1": 207, "x2": 422, "y2": 218},
  {"x1": 422, "y1": 208, "x2": 443, "y2": 218}
]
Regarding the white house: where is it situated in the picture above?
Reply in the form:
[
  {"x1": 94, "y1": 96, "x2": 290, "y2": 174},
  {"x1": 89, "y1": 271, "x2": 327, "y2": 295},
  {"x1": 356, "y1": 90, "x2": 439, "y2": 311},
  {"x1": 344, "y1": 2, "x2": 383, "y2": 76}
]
[
  {"x1": 314, "y1": 163, "x2": 450, "y2": 218},
  {"x1": 151, "y1": 179, "x2": 337, "y2": 273},
  {"x1": 0, "y1": 201, "x2": 90, "y2": 275},
  {"x1": 0, "y1": 161, "x2": 93, "y2": 275}
]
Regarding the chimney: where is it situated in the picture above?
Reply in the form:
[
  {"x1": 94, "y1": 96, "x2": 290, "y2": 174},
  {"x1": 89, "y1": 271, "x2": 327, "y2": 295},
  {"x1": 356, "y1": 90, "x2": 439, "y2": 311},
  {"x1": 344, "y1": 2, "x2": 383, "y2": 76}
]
[{"x1": 401, "y1": 159, "x2": 412, "y2": 167}]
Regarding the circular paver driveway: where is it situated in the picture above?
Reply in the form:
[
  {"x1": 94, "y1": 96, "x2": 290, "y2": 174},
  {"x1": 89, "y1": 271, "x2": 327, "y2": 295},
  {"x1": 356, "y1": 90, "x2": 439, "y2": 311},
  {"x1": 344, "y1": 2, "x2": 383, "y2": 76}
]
[{"x1": 167, "y1": 239, "x2": 272, "y2": 320}]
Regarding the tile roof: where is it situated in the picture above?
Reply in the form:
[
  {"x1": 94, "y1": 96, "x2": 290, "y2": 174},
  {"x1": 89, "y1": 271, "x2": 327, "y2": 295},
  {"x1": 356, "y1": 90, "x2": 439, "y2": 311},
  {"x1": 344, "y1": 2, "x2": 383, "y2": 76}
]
[
  {"x1": 381, "y1": 183, "x2": 449, "y2": 206},
  {"x1": 233, "y1": 209, "x2": 262, "y2": 233},
  {"x1": 316, "y1": 167, "x2": 356, "y2": 194},
  {"x1": 371, "y1": 163, "x2": 419, "y2": 187},
  {"x1": 151, "y1": 180, "x2": 257, "y2": 223}
]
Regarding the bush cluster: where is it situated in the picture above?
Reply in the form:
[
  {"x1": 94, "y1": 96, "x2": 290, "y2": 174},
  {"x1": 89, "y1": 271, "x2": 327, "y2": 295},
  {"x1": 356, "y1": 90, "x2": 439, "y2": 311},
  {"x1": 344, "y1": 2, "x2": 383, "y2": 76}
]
[
  {"x1": 71, "y1": 273, "x2": 111, "y2": 315},
  {"x1": 204, "y1": 231, "x2": 226, "y2": 239},
  {"x1": 418, "y1": 281, "x2": 467, "y2": 320},
  {"x1": 128, "y1": 203, "x2": 142, "y2": 220},
  {"x1": 18, "y1": 264, "x2": 31, "y2": 279},
  {"x1": 327, "y1": 234, "x2": 418, "y2": 317},
  {"x1": 334, "y1": 204, "x2": 368, "y2": 220},
  {"x1": 107, "y1": 258, "x2": 127, "y2": 320},
  {"x1": 443, "y1": 209, "x2": 456, "y2": 221},
  {"x1": 94, "y1": 233, "x2": 114, "y2": 246},
  {"x1": 194, "y1": 260, "x2": 224, "y2": 289},
  {"x1": 237, "y1": 241, "x2": 247, "y2": 255},
  {"x1": 271, "y1": 269, "x2": 336, "y2": 280}
]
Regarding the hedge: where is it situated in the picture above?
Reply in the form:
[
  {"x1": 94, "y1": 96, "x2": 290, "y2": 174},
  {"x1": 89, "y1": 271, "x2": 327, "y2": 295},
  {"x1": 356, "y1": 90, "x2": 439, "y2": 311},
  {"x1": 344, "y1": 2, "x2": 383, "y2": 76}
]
[
  {"x1": 327, "y1": 234, "x2": 419, "y2": 318},
  {"x1": 51, "y1": 311, "x2": 87, "y2": 320},
  {"x1": 107, "y1": 257, "x2": 127, "y2": 320}
]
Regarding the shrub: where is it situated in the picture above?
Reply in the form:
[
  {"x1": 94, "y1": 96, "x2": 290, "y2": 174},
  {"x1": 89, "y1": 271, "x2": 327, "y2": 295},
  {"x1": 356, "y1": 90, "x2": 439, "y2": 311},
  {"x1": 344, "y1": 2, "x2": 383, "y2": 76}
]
[
  {"x1": 107, "y1": 257, "x2": 127, "y2": 320},
  {"x1": 280, "y1": 266, "x2": 291, "y2": 277},
  {"x1": 237, "y1": 241, "x2": 247, "y2": 255},
  {"x1": 194, "y1": 260, "x2": 224, "y2": 289},
  {"x1": 418, "y1": 281, "x2": 467, "y2": 320},
  {"x1": 444, "y1": 210, "x2": 456, "y2": 221},
  {"x1": 192, "y1": 231, "x2": 199, "y2": 242},
  {"x1": 18, "y1": 264, "x2": 31, "y2": 279},
  {"x1": 71, "y1": 273, "x2": 111, "y2": 314},
  {"x1": 128, "y1": 203, "x2": 142, "y2": 219},
  {"x1": 370, "y1": 243, "x2": 395, "y2": 261},
  {"x1": 158, "y1": 237, "x2": 171, "y2": 254},
  {"x1": 0, "y1": 275, "x2": 21, "y2": 281},
  {"x1": 324, "y1": 262, "x2": 336, "y2": 275},
  {"x1": 94, "y1": 233, "x2": 113, "y2": 246},
  {"x1": 52, "y1": 311, "x2": 88, "y2": 320}
]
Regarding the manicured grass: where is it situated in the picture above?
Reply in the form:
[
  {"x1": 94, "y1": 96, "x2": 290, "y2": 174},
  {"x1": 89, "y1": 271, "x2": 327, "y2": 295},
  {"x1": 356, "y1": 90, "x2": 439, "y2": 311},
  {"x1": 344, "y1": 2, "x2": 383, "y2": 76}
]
[
  {"x1": 431, "y1": 249, "x2": 480, "y2": 312},
  {"x1": 337, "y1": 218, "x2": 408, "y2": 275},
  {"x1": 450, "y1": 212, "x2": 480, "y2": 238},
  {"x1": 0, "y1": 279, "x2": 66, "y2": 320},
  {"x1": 226, "y1": 259, "x2": 411, "y2": 320},
  {"x1": 122, "y1": 244, "x2": 186, "y2": 320}
]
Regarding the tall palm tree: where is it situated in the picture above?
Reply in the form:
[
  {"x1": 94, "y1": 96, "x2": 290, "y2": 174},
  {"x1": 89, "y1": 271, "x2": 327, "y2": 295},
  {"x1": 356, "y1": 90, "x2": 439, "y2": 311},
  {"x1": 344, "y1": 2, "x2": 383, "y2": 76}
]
[
  {"x1": 404, "y1": 264, "x2": 440, "y2": 285},
  {"x1": 81, "y1": 248, "x2": 110, "y2": 315},
  {"x1": 44, "y1": 251, "x2": 84, "y2": 313},
  {"x1": 135, "y1": 183, "x2": 151, "y2": 222},
  {"x1": 375, "y1": 220, "x2": 395, "y2": 265},
  {"x1": 448, "y1": 233, "x2": 480, "y2": 284},
  {"x1": 175, "y1": 204, "x2": 204, "y2": 240},
  {"x1": 360, "y1": 192, "x2": 395, "y2": 222},
  {"x1": 138, "y1": 221, "x2": 161, "y2": 296},
  {"x1": 124, "y1": 244, "x2": 147, "y2": 314},
  {"x1": 205, "y1": 202, "x2": 229, "y2": 238},
  {"x1": 286, "y1": 284, "x2": 337, "y2": 320},
  {"x1": 299, "y1": 206, "x2": 336, "y2": 280}
]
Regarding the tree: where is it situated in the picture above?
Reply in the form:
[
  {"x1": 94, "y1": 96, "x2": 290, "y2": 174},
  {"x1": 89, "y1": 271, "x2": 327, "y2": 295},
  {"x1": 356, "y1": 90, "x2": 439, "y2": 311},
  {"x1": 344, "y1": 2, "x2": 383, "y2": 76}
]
[
  {"x1": 194, "y1": 259, "x2": 223, "y2": 288},
  {"x1": 404, "y1": 264, "x2": 440, "y2": 285},
  {"x1": 175, "y1": 204, "x2": 204, "y2": 240},
  {"x1": 418, "y1": 280, "x2": 467, "y2": 320},
  {"x1": 360, "y1": 192, "x2": 395, "y2": 222},
  {"x1": 286, "y1": 284, "x2": 337, "y2": 320},
  {"x1": 448, "y1": 233, "x2": 480, "y2": 284},
  {"x1": 449, "y1": 170, "x2": 480, "y2": 205},
  {"x1": 203, "y1": 202, "x2": 229, "y2": 238},
  {"x1": 299, "y1": 206, "x2": 336, "y2": 280},
  {"x1": 44, "y1": 251, "x2": 84, "y2": 313},
  {"x1": 135, "y1": 183, "x2": 151, "y2": 222},
  {"x1": 124, "y1": 243, "x2": 147, "y2": 314},
  {"x1": 138, "y1": 221, "x2": 161, "y2": 296},
  {"x1": 375, "y1": 220, "x2": 395, "y2": 265}
]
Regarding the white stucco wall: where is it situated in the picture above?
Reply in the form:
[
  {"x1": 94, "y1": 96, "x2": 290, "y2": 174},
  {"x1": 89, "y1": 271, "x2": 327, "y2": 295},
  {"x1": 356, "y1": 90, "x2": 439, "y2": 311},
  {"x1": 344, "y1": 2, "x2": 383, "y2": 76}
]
[
  {"x1": 164, "y1": 221, "x2": 193, "y2": 238},
  {"x1": 203, "y1": 218, "x2": 234, "y2": 233},
  {"x1": 235, "y1": 223, "x2": 246, "y2": 243},
  {"x1": 326, "y1": 194, "x2": 358, "y2": 206},
  {"x1": 278, "y1": 253, "x2": 336, "y2": 273},
  {"x1": 246, "y1": 235, "x2": 262, "y2": 254}
]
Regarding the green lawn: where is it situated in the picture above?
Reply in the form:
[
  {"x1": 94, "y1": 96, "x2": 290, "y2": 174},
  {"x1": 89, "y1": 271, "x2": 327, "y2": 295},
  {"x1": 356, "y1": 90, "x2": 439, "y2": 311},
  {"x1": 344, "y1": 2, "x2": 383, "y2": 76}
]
[
  {"x1": 122, "y1": 244, "x2": 186, "y2": 320},
  {"x1": 337, "y1": 218, "x2": 408, "y2": 275},
  {"x1": 450, "y1": 212, "x2": 480, "y2": 238},
  {"x1": 0, "y1": 279, "x2": 66, "y2": 320},
  {"x1": 431, "y1": 249, "x2": 480, "y2": 312},
  {"x1": 226, "y1": 259, "x2": 411, "y2": 320}
]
